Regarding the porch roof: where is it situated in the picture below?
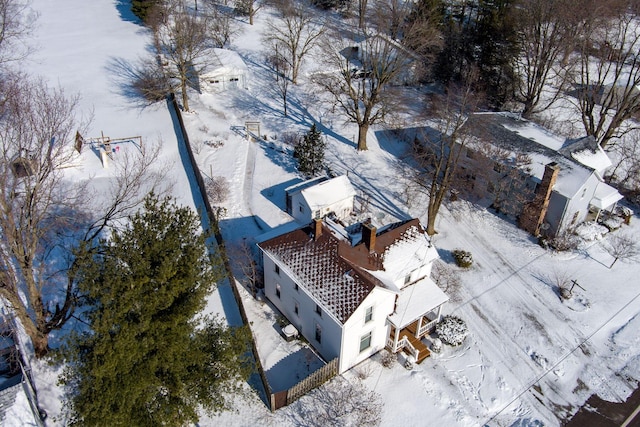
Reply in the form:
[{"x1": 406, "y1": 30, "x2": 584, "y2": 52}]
[
  {"x1": 591, "y1": 181, "x2": 623, "y2": 209},
  {"x1": 388, "y1": 277, "x2": 448, "y2": 328}
]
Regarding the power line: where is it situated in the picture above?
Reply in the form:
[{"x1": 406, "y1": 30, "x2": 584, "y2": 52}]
[{"x1": 484, "y1": 289, "x2": 640, "y2": 424}]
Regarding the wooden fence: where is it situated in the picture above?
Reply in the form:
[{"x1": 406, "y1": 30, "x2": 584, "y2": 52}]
[
  {"x1": 270, "y1": 358, "x2": 339, "y2": 410},
  {"x1": 169, "y1": 94, "x2": 338, "y2": 412},
  {"x1": 168, "y1": 94, "x2": 273, "y2": 409}
]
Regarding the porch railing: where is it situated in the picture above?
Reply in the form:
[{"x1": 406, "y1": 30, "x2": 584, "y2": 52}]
[
  {"x1": 387, "y1": 335, "x2": 409, "y2": 353},
  {"x1": 418, "y1": 318, "x2": 437, "y2": 336}
]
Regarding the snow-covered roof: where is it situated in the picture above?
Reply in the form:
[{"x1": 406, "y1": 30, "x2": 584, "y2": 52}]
[
  {"x1": 203, "y1": 48, "x2": 248, "y2": 77},
  {"x1": 299, "y1": 175, "x2": 356, "y2": 212},
  {"x1": 463, "y1": 113, "x2": 604, "y2": 199},
  {"x1": 366, "y1": 224, "x2": 439, "y2": 291},
  {"x1": 591, "y1": 181, "x2": 624, "y2": 209},
  {"x1": 388, "y1": 277, "x2": 449, "y2": 327},
  {"x1": 259, "y1": 218, "x2": 444, "y2": 323}
]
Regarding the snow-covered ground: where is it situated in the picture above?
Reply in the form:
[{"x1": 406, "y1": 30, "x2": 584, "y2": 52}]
[{"x1": 10, "y1": 1, "x2": 640, "y2": 426}]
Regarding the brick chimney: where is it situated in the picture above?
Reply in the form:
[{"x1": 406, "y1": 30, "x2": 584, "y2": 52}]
[
  {"x1": 362, "y1": 221, "x2": 377, "y2": 253},
  {"x1": 314, "y1": 218, "x2": 323, "y2": 240},
  {"x1": 519, "y1": 162, "x2": 560, "y2": 236}
]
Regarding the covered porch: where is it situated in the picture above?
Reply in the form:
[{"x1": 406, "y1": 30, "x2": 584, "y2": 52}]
[{"x1": 385, "y1": 277, "x2": 449, "y2": 364}]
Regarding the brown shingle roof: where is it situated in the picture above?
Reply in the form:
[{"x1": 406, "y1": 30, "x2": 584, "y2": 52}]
[{"x1": 258, "y1": 219, "x2": 427, "y2": 323}]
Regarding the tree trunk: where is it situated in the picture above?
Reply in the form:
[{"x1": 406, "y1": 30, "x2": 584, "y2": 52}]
[
  {"x1": 181, "y1": 79, "x2": 190, "y2": 112},
  {"x1": 357, "y1": 123, "x2": 368, "y2": 151}
]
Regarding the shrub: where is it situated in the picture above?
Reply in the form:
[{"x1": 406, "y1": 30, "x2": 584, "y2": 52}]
[
  {"x1": 380, "y1": 350, "x2": 396, "y2": 368},
  {"x1": 430, "y1": 337, "x2": 442, "y2": 353},
  {"x1": 436, "y1": 315, "x2": 468, "y2": 346},
  {"x1": 452, "y1": 249, "x2": 473, "y2": 268}
]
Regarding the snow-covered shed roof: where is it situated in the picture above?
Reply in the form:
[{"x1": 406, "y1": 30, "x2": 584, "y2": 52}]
[
  {"x1": 258, "y1": 218, "x2": 444, "y2": 324},
  {"x1": 298, "y1": 175, "x2": 356, "y2": 212},
  {"x1": 203, "y1": 48, "x2": 248, "y2": 77},
  {"x1": 462, "y1": 113, "x2": 603, "y2": 199}
]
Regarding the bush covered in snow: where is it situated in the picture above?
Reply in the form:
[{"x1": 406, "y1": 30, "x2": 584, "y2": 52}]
[
  {"x1": 452, "y1": 249, "x2": 473, "y2": 268},
  {"x1": 430, "y1": 337, "x2": 442, "y2": 353},
  {"x1": 436, "y1": 315, "x2": 469, "y2": 346}
]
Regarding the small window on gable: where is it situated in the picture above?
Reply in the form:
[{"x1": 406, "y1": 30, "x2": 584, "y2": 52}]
[
  {"x1": 581, "y1": 187, "x2": 587, "y2": 199},
  {"x1": 365, "y1": 306, "x2": 373, "y2": 323},
  {"x1": 294, "y1": 283, "x2": 299, "y2": 292},
  {"x1": 315, "y1": 304, "x2": 322, "y2": 317},
  {"x1": 274, "y1": 264, "x2": 280, "y2": 275},
  {"x1": 294, "y1": 301, "x2": 299, "y2": 316},
  {"x1": 315, "y1": 323, "x2": 322, "y2": 343},
  {"x1": 404, "y1": 274, "x2": 411, "y2": 285},
  {"x1": 275, "y1": 284, "x2": 281, "y2": 299},
  {"x1": 359, "y1": 331, "x2": 372, "y2": 352},
  {"x1": 299, "y1": 205, "x2": 304, "y2": 212}
]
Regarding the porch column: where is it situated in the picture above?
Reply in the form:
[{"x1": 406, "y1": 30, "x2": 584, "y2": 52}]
[
  {"x1": 416, "y1": 316, "x2": 423, "y2": 338},
  {"x1": 436, "y1": 305, "x2": 443, "y2": 321},
  {"x1": 393, "y1": 325, "x2": 400, "y2": 352}
]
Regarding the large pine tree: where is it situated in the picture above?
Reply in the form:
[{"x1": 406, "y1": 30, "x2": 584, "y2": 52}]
[
  {"x1": 293, "y1": 123, "x2": 326, "y2": 177},
  {"x1": 60, "y1": 194, "x2": 250, "y2": 427}
]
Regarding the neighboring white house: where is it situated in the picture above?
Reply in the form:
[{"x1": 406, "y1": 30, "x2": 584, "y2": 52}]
[
  {"x1": 284, "y1": 175, "x2": 356, "y2": 224},
  {"x1": 258, "y1": 216, "x2": 448, "y2": 374},
  {"x1": 403, "y1": 112, "x2": 623, "y2": 237},
  {"x1": 199, "y1": 48, "x2": 248, "y2": 91}
]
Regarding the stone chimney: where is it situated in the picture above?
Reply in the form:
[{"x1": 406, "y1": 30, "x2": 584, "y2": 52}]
[
  {"x1": 313, "y1": 218, "x2": 323, "y2": 241},
  {"x1": 362, "y1": 221, "x2": 377, "y2": 253},
  {"x1": 519, "y1": 162, "x2": 560, "y2": 236}
]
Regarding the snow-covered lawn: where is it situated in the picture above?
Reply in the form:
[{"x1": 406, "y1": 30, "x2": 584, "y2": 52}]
[{"x1": 12, "y1": 1, "x2": 640, "y2": 426}]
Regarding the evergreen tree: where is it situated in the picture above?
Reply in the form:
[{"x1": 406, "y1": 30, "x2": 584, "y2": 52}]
[
  {"x1": 293, "y1": 124, "x2": 325, "y2": 177},
  {"x1": 60, "y1": 194, "x2": 250, "y2": 427},
  {"x1": 131, "y1": 0, "x2": 161, "y2": 23}
]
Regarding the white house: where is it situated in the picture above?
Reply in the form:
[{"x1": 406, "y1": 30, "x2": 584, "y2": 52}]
[
  {"x1": 258, "y1": 217, "x2": 448, "y2": 373},
  {"x1": 284, "y1": 175, "x2": 356, "y2": 224},
  {"x1": 200, "y1": 48, "x2": 248, "y2": 91},
  {"x1": 413, "y1": 112, "x2": 624, "y2": 237}
]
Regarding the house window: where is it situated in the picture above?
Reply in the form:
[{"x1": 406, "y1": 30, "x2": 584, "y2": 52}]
[
  {"x1": 365, "y1": 306, "x2": 373, "y2": 323},
  {"x1": 581, "y1": 187, "x2": 587, "y2": 199},
  {"x1": 299, "y1": 204, "x2": 304, "y2": 212},
  {"x1": 359, "y1": 331, "x2": 372, "y2": 353},
  {"x1": 404, "y1": 274, "x2": 412, "y2": 285},
  {"x1": 487, "y1": 181, "x2": 496, "y2": 194},
  {"x1": 315, "y1": 323, "x2": 322, "y2": 343},
  {"x1": 315, "y1": 304, "x2": 322, "y2": 317},
  {"x1": 294, "y1": 283, "x2": 299, "y2": 292},
  {"x1": 314, "y1": 210, "x2": 321, "y2": 219},
  {"x1": 274, "y1": 264, "x2": 280, "y2": 275},
  {"x1": 294, "y1": 301, "x2": 299, "y2": 316},
  {"x1": 275, "y1": 284, "x2": 281, "y2": 299}
]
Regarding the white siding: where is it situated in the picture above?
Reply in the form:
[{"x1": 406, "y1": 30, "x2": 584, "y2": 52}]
[
  {"x1": 262, "y1": 253, "x2": 343, "y2": 363},
  {"x1": 339, "y1": 287, "x2": 395, "y2": 373}
]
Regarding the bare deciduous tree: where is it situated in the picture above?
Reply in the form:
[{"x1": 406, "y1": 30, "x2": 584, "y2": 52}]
[
  {"x1": 407, "y1": 82, "x2": 483, "y2": 236},
  {"x1": 604, "y1": 232, "x2": 639, "y2": 268},
  {"x1": 229, "y1": 240, "x2": 261, "y2": 297},
  {"x1": 154, "y1": 0, "x2": 213, "y2": 111},
  {"x1": 0, "y1": 74, "x2": 168, "y2": 357},
  {"x1": 202, "y1": 0, "x2": 238, "y2": 48},
  {"x1": 265, "y1": 1, "x2": 326, "y2": 85},
  {"x1": 287, "y1": 377, "x2": 382, "y2": 427},
  {"x1": 234, "y1": 0, "x2": 261, "y2": 25},
  {"x1": 313, "y1": 31, "x2": 410, "y2": 151},
  {"x1": 205, "y1": 175, "x2": 230, "y2": 204},
  {"x1": 572, "y1": 0, "x2": 640, "y2": 148},
  {"x1": 0, "y1": 0, "x2": 37, "y2": 67},
  {"x1": 513, "y1": 0, "x2": 578, "y2": 117}
]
